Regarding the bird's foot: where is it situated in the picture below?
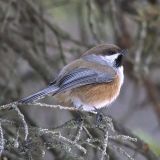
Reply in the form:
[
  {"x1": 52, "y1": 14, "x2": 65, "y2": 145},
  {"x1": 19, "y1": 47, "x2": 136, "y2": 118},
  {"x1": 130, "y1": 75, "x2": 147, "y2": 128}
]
[
  {"x1": 76, "y1": 114, "x2": 83, "y2": 124},
  {"x1": 75, "y1": 105, "x2": 84, "y2": 123},
  {"x1": 94, "y1": 107, "x2": 104, "y2": 124}
]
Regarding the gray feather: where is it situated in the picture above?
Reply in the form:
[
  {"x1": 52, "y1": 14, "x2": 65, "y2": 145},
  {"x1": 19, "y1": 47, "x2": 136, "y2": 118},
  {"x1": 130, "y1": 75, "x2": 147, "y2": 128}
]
[
  {"x1": 18, "y1": 85, "x2": 59, "y2": 104},
  {"x1": 56, "y1": 67, "x2": 115, "y2": 93}
]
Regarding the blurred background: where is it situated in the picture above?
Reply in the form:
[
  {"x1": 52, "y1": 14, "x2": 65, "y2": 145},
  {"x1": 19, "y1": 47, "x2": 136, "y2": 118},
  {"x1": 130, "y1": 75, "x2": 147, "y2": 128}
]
[{"x1": 0, "y1": 0, "x2": 160, "y2": 159}]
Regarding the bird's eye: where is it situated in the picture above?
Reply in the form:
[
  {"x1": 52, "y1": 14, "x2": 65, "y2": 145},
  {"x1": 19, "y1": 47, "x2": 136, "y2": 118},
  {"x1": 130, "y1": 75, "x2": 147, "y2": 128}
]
[{"x1": 107, "y1": 50, "x2": 116, "y2": 55}]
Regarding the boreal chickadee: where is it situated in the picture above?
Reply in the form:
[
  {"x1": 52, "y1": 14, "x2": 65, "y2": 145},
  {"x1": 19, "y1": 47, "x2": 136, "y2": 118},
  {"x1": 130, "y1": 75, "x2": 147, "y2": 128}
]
[{"x1": 18, "y1": 44, "x2": 127, "y2": 111}]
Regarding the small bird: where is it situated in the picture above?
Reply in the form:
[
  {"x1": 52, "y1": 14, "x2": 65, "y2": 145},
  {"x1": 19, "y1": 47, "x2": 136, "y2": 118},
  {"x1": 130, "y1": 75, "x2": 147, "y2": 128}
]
[{"x1": 18, "y1": 44, "x2": 127, "y2": 111}]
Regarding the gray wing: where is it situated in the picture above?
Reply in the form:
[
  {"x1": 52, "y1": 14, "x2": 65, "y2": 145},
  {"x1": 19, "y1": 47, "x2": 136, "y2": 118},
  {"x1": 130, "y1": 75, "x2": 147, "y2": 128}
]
[{"x1": 55, "y1": 67, "x2": 116, "y2": 93}]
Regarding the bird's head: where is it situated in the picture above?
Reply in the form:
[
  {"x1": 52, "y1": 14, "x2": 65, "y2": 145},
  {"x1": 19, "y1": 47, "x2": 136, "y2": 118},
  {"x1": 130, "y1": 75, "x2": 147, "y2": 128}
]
[{"x1": 83, "y1": 44, "x2": 127, "y2": 68}]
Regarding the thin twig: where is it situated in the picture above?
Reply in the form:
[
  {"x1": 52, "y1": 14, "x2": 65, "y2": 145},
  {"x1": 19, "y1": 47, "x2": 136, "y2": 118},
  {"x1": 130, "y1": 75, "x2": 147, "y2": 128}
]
[
  {"x1": 109, "y1": 143, "x2": 134, "y2": 160},
  {"x1": 134, "y1": 21, "x2": 147, "y2": 74},
  {"x1": 14, "y1": 105, "x2": 29, "y2": 141},
  {"x1": 87, "y1": 0, "x2": 100, "y2": 43},
  {"x1": 100, "y1": 130, "x2": 109, "y2": 160},
  {"x1": 39, "y1": 129, "x2": 87, "y2": 154},
  {"x1": 14, "y1": 127, "x2": 20, "y2": 148},
  {"x1": 73, "y1": 121, "x2": 84, "y2": 143},
  {"x1": 109, "y1": 135, "x2": 137, "y2": 143},
  {"x1": 83, "y1": 126, "x2": 93, "y2": 139},
  {"x1": 0, "y1": 122, "x2": 4, "y2": 157},
  {"x1": 55, "y1": 33, "x2": 67, "y2": 65},
  {"x1": 25, "y1": 102, "x2": 97, "y2": 114}
]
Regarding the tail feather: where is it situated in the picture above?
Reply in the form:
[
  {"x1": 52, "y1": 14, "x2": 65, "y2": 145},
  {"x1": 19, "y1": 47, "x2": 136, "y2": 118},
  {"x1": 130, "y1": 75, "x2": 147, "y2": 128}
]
[{"x1": 18, "y1": 85, "x2": 59, "y2": 104}]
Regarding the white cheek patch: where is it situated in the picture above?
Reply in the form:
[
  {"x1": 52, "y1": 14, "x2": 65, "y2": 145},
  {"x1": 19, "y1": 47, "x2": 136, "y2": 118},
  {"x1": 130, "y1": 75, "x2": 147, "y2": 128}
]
[{"x1": 101, "y1": 53, "x2": 121, "y2": 65}]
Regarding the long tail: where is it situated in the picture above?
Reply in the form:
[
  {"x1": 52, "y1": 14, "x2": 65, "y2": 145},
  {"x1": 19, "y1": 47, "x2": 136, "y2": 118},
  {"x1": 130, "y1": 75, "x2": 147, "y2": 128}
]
[{"x1": 18, "y1": 85, "x2": 59, "y2": 104}]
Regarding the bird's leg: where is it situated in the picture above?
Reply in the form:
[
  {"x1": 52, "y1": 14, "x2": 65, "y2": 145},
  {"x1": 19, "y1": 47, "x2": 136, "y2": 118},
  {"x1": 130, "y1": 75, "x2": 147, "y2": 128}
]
[
  {"x1": 77, "y1": 105, "x2": 84, "y2": 111},
  {"x1": 96, "y1": 112, "x2": 103, "y2": 123},
  {"x1": 94, "y1": 107, "x2": 104, "y2": 124},
  {"x1": 94, "y1": 107, "x2": 115, "y2": 132},
  {"x1": 75, "y1": 105, "x2": 84, "y2": 123}
]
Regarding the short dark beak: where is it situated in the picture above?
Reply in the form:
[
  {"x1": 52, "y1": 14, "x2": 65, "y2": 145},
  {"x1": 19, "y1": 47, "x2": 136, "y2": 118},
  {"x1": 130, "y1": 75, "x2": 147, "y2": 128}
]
[{"x1": 120, "y1": 49, "x2": 128, "y2": 56}]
